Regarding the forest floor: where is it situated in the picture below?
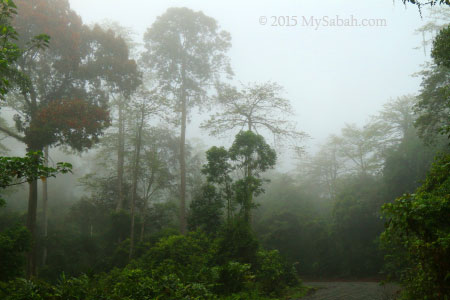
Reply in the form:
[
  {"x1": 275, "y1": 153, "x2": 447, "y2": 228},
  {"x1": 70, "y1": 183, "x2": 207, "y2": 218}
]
[{"x1": 299, "y1": 281, "x2": 401, "y2": 300}]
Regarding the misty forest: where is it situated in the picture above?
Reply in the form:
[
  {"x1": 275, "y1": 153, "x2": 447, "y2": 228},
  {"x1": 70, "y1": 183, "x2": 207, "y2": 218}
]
[{"x1": 0, "y1": 0, "x2": 449, "y2": 299}]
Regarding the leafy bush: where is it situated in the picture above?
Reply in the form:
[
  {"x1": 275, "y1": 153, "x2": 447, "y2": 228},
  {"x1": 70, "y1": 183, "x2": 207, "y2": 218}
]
[
  {"x1": 255, "y1": 249, "x2": 299, "y2": 295},
  {"x1": 97, "y1": 267, "x2": 217, "y2": 300},
  {"x1": 381, "y1": 154, "x2": 450, "y2": 299},
  {"x1": 0, "y1": 278, "x2": 53, "y2": 300},
  {"x1": 0, "y1": 225, "x2": 303, "y2": 299},
  {"x1": 53, "y1": 273, "x2": 91, "y2": 300},
  {"x1": 139, "y1": 231, "x2": 215, "y2": 283},
  {"x1": 214, "y1": 261, "x2": 252, "y2": 294},
  {"x1": 215, "y1": 220, "x2": 259, "y2": 266},
  {"x1": 0, "y1": 225, "x2": 30, "y2": 281}
]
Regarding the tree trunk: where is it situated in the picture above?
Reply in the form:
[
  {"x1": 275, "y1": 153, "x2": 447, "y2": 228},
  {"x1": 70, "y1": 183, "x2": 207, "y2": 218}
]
[
  {"x1": 140, "y1": 200, "x2": 147, "y2": 243},
  {"x1": 140, "y1": 167, "x2": 155, "y2": 242},
  {"x1": 178, "y1": 61, "x2": 188, "y2": 235},
  {"x1": 129, "y1": 109, "x2": 144, "y2": 260},
  {"x1": 179, "y1": 89, "x2": 187, "y2": 235},
  {"x1": 25, "y1": 88, "x2": 40, "y2": 278},
  {"x1": 42, "y1": 146, "x2": 49, "y2": 267},
  {"x1": 26, "y1": 149, "x2": 39, "y2": 278},
  {"x1": 246, "y1": 121, "x2": 253, "y2": 225},
  {"x1": 116, "y1": 103, "x2": 125, "y2": 212}
]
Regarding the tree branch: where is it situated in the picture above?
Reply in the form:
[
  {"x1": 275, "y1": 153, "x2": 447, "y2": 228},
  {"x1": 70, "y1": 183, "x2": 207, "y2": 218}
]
[{"x1": 0, "y1": 126, "x2": 25, "y2": 143}]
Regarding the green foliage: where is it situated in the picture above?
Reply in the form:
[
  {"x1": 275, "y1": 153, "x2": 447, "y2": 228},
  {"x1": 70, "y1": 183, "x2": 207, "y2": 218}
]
[
  {"x1": 229, "y1": 131, "x2": 277, "y2": 175},
  {"x1": 414, "y1": 24, "x2": 450, "y2": 144},
  {"x1": 0, "y1": 0, "x2": 20, "y2": 99},
  {"x1": 0, "y1": 224, "x2": 302, "y2": 299},
  {"x1": 214, "y1": 261, "x2": 252, "y2": 295},
  {"x1": 3, "y1": 0, "x2": 139, "y2": 151},
  {"x1": 203, "y1": 146, "x2": 232, "y2": 185},
  {"x1": 332, "y1": 174, "x2": 384, "y2": 276},
  {"x1": 254, "y1": 170, "x2": 385, "y2": 278},
  {"x1": 381, "y1": 154, "x2": 450, "y2": 299},
  {"x1": 139, "y1": 231, "x2": 214, "y2": 283},
  {"x1": 432, "y1": 25, "x2": 450, "y2": 68},
  {"x1": 99, "y1": 268, "x2": 216, "y2": 300},
  {"x1": 53, "y1": 273, "x2": 91, "y2": 300},
  {"x1": 254, "y1": 249, "x2": 299, "y2": 295},
  {"x1": 216, "y1": 220, "x2": 260, "y2": 266},
  {"x1": 382, "y1": 130, "x2": 439, "y2": 198},
  {"x1": 142, "y1": 7, "x2": 232, "y2": 107},
  {"x1": 188, "y1": 184, "x2": 224, "y2": 235},
  {"x1": 0, "y1": 151, "x2": 72, "y2": 189},
  {"x1": 196, "y1": 131, "x2": 276, "y2": 227},
  {"x1": 0, "y1": 0, "x2": 49, "y2": 99},
  {"x1": 0, "y1": 271, "x2": 216, "y2": 300},
  {"x1": 0, "y1": 278, "x2": 53, "y2": 300},
  {"x1": 0, "y1": 225, "x2": 29, "y2": 281}
]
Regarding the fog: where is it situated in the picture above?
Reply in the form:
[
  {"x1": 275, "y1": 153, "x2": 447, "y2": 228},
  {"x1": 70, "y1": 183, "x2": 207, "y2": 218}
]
[
  {"x1": 71, "y1": 0, "x2": 426, "y2": 147},
  {"x1": 1, "y1": 1, "x2": 449, "y2": 298}
]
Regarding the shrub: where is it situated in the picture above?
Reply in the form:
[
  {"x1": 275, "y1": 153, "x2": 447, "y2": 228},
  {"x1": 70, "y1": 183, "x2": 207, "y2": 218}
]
[
  {"x1": 0, "y1": 278, "x2": 53, "y2": 300},
  {"x1": 139, "y1": 231, "x2": 214, "y2": 283},
  {"x1": 381, "y1": 154, "x2": 450, "y2": 299},
  {"x1": 255, "y1": 249, "x2": 299, "y2": 295},
  {"x1": 0, "y1": 225, "x2": 30, "y2": 281},
  {"x1": 214, "y1": 261, "x2": 252, "y2": 294},
  {"x1": 215, "y1": 220, "x2": 259, "y2": 266}
]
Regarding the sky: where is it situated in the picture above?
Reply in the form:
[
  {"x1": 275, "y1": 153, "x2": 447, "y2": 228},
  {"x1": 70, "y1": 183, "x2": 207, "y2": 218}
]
[
  {"x1": 2, "y1": 0, "x2": 439, "y2": 174},
  {"x1": 68, "y1": 0, "x2": 432, "y2": 153}
]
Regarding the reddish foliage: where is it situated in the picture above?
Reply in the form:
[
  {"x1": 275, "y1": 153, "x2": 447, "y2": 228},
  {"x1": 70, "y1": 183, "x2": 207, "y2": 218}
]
[{"x1": 30, "y1": 99, "x2": 110, "y2": 150}]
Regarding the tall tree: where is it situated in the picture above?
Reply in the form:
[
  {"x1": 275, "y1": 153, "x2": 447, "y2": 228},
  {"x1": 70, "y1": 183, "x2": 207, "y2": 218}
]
[
  {"x1": 333, "y1": 123, "x2": 385, "y2": 175},
  {"x1": 413, "y1": 11, "x2": 450, "y2": 144},
  {"x1": 229, "y1": 131, "x2": 276, "y2": 223},
  {"x1": 202, "y1": 82, "x2": 305, "y2": 219},
  {"x1": 41, "y1": 146, "x2": 48, "y2": 266},
  {"x1": 201, "y1": 146, "x2": 234, "y2": 221},
  {"x1": 138, "y1": 128, "x2": 175, "y2": 242},
  {"x1": 202, "y1": 82, "x2": 306, "y2": 152},
  {"x1": 432, "y1": 25, "x2": 450, "y2": 68},
  {"x1": 304, "y1": 136, "x2": 344, "y2": 200},
  {"x1": 128, "y1": 90, "x2": 163, "y2": 259},
  {"x1": 372, "y1": 95, "x2": 417, "y2": 143},
  {"x1": 95, "y1": 21, "x2": 142, "y2": 212},
  {"x1": 414, "y1": 65, "x2": 450, "y2": 143},
  {"x1": 0, "y1": 0, "x2": 138, "y2": 276},
  {"x1": 194, "y1": 131, "x2": 276, "y2": 229},
  {"x1": 142, "y1": 7, "x2": 232, "y2": 234},
  {"x1": 0, "y1": 0, "x2": 27, "y2": 98}
]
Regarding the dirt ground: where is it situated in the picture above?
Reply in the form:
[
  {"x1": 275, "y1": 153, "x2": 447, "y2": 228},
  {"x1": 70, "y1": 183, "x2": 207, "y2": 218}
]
[{"x1": 300, "y1": 281, "x2": 401, "y2": 300}]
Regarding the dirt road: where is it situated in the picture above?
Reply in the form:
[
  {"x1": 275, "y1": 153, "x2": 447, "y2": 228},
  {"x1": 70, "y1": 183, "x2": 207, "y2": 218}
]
[{"x1": 300, "y1": 282, "x2": 400, "y2": 300}]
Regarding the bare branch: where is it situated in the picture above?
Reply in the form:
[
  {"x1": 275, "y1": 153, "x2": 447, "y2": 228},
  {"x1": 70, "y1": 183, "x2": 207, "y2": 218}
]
[{"x1": 0, "y1": 125, "x2": 25, "y2": 143}]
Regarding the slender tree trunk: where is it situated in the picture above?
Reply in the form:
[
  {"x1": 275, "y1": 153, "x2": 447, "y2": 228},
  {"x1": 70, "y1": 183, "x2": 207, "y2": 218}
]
[
  {"x1": 26, "y1": 148, "x2": 40, "y2": 278},
  {"x1": 140, "y1": 199, "x2": 147, "y2": 243},
  {"x1": 140, "y1": 216, "x2": 145, "y2": 242},
  {"x1": 179, "y1": 66, "x2": 188, "y2": 235},
  {"x1": 116, "y1": 103, "x2": 125, "y2": 212},
  {"x1": 246, "y1": 121, "x2": 253, "y2": 225},
  {"x1": 140, "y1": 168, "x2": 155, "y2": 242},
  {"x1": 42, "y1": 146, "x2": 49, "y2": 267},
  {"x1": 226, "y1": 182, "x2": 231, "y2": 223},
  {"x1": 26, "y1": 88, "x2": 40, "y2": 278},
  {"x1": 129, "y1": 109, "x2": 144, "y2": 260},
  {"x1": 180, "y1": 95, "x2": 187, "y2": 234}
]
